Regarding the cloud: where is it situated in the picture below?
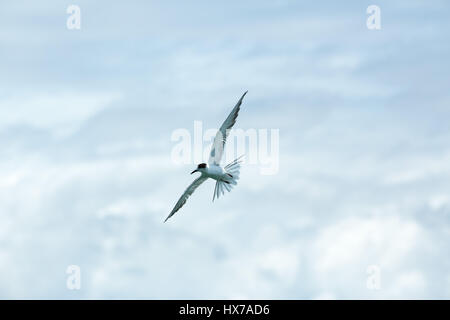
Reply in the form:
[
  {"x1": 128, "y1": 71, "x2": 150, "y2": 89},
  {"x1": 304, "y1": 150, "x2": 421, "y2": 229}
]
[
  {"x1": 0, "y1": 0, "x2": 449, "y2": 299},
  {"x1": 0, "y1": 92, "x2": 121, "y2": 136}
]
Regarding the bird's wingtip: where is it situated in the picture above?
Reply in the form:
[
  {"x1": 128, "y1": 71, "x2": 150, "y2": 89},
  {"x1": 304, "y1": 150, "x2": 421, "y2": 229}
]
[{"x1": 239, "y1": 90, "x2": 248, "y2": 101}]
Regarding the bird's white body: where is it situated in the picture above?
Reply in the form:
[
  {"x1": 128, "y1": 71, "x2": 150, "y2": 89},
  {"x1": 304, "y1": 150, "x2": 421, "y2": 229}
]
[
  {"x1": 199, "y1": 164, "x2": 227, "y2": 180},
  {"x1": 165, "y1": 91, "x2": 247, "y2": 222}
]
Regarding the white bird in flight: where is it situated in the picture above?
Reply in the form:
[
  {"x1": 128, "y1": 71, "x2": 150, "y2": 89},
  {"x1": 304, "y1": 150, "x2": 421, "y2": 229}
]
[{"x1": 164, "y1": 91, "x2": 248, "y2": 222}]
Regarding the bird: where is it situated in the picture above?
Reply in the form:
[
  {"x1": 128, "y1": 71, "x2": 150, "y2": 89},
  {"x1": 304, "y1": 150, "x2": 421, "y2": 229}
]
[{"x1": 164, "y1": 91, "x2": 248, "y2": 222}]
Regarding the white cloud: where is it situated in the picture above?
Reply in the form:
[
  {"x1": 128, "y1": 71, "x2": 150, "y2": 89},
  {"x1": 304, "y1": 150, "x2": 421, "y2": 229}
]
[
  {"x1": 0, "y1": 92, "x2": 121, "y2": 136},
  {"x1": 0, "y1": 0, "x2": 449, "y2": 299}
]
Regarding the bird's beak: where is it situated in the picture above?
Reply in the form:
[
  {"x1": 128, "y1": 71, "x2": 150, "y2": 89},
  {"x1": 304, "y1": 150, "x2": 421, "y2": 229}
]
[{"x1": 191, "y1": 169, "x2": 198, "y2": 174}]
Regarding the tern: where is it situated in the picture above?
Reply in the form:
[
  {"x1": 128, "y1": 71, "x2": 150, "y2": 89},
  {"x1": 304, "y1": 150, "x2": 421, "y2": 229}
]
[{"x1": 164, "y1": 91, "x2": 248, "y2": 222}]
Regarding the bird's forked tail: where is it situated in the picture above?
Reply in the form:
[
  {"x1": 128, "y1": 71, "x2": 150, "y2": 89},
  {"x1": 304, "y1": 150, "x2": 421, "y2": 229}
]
[{"x1": 212, "y1": 155, "x2": 244, "y2": 201}]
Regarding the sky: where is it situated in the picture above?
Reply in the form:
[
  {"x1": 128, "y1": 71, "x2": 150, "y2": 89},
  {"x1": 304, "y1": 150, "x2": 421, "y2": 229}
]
[{"x1": 0, "y1": 0, "x2": 449, "y2": 299}]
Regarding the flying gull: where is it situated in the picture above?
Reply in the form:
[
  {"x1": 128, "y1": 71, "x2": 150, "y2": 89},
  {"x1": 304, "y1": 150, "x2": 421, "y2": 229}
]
[{"x1": 164, "y1": 91, "x2": 248, "y2": 222}]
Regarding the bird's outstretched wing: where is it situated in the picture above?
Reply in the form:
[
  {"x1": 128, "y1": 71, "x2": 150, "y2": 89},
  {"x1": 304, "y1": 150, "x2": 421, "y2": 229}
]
[
  {"x1": 164, "y1": 176, "x2": 208, "y2": 222},
  {"x1": 208, "y1": 91, "x2": 248, "y2": 166}
]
